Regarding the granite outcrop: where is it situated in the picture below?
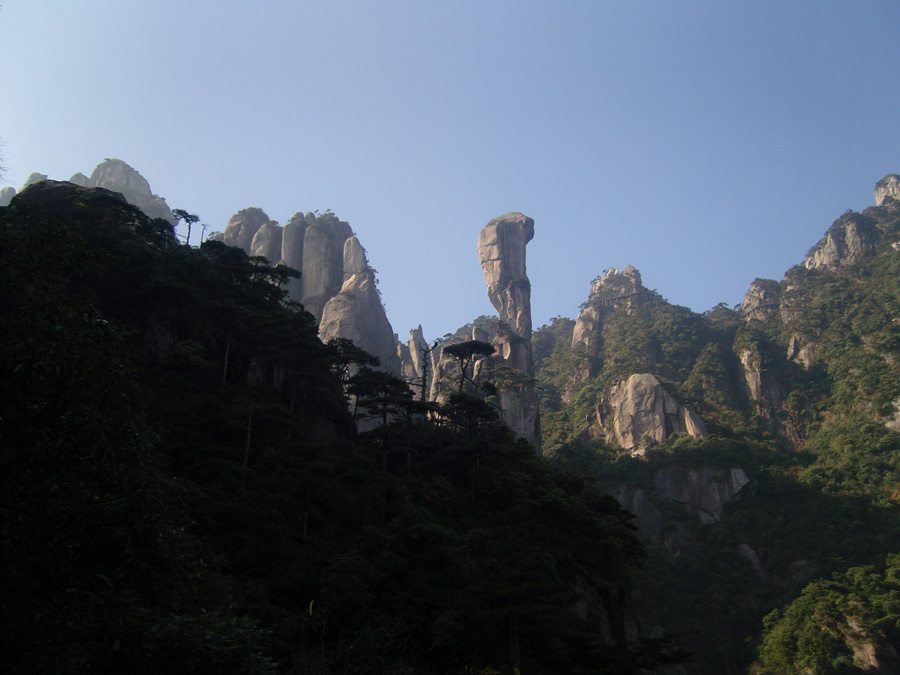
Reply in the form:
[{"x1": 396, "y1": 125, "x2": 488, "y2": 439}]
[
  {"x1": 211, "y1": 209, "x2": 398, "y2": 375},
  {"x1": 590, "y1": 373, "x2": 708, "y2": 455},
  {"x1": 477, "y1": 212, "x2": 540, "y2": 449}
]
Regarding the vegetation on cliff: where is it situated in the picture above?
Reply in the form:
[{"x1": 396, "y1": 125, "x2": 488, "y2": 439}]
[{"x1": 533, "y1": 192, "x2": 900, "y2": 672}]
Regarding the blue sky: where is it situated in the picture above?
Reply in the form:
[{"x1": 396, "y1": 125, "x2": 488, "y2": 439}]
[{"x1": 2, "y1": 1, "x2": 898, "y2": 342}]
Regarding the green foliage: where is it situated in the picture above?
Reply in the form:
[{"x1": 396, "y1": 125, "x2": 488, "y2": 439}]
[
  {"x1": 443, "y1": 339, "x2": 497, "y2": 393},
  {"x1": 757, "y1": 554, "x2": 900, "y2": 674}
]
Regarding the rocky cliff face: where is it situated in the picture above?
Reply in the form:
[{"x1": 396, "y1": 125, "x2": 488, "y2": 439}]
[
  {"x1": 655, "y1": 467, "x2": 754, "y2": 523},
  {"x1": 214, "y1": 207, "x2": 274, "y2": 252},
  {"x1": 210, "y1": 208, "x2": 396, "y2": 373},
  {"x1": 478, "y1": 212, "x2": 540, "y2": 449},
  {"x1": 740, "y1": 278, "x2": 780, "y2": 322},
  {"x1": 591, "y1": 373, "x2": 707, "y2": 455},
  {"x1": 300, "y1": 215, "x2": 353, "y2": 322},
  {"x1": 398, "y1": 326, "x2": 433, "y2": 399},
  {"x1": 249, "y1": 221, "x2": 283, "y2": 263},
  {"x1": 572, "y1": 266, "x2": 646, "y2": 348},
  {"x1": 876, "y1": 174, "x2": 900, "y2": 206},
  {"x1": 280, "y1": 213, "x2": 308, "y2": 299},
  {"x1": 86, "y1": 159, "x2": 174, "y2": 223},
  {"x1": 319, "y1": 237, "x2": 401, "y2": 374},
  {"x1": 803, "y1": 211, "x2": 879, "y2": 271}
]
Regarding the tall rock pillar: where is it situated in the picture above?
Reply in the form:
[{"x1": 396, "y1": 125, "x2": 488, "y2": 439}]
[{"x1": 478, "y1": 212, "x2": 540, "y2": 451}]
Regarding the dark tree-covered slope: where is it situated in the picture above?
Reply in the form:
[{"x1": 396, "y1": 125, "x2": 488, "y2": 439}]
[{"x1": 0, "y1": 181, "x2": 681, "y2": 674}]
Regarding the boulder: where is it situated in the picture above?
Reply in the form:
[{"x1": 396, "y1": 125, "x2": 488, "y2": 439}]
[
  {"x1": 477, "y1": 212, "x2": 540, "y2": 449},
  {"x1": 592, "y1": 373, "x2": 708, "y2": 454},
  {"x1": 876, "y1": 174, "x2": 900, "y2": 206}
]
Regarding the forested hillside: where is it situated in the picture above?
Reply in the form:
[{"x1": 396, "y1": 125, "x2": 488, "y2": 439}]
[
  {"x1": 0, "y1": 182, "x2": 683, "y2": 674},
  {"x1": 534, "y1": 180, "x2": 900, "y2": 673}
]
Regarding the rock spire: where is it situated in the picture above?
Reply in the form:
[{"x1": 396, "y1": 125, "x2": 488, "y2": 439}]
[{"x1": 477, "y1": 212, "x2": 540, "y2": 450}]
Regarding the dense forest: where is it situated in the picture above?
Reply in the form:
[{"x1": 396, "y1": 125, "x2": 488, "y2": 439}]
[{"x1": 0, "y1": 182, "x2": 685, "y2": 673}]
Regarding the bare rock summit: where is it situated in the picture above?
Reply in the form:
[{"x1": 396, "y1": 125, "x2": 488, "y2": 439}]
[
  {"x1": 86, "y1": 159, "x2": 174, "y2": 222},
  {"x1": 876, "y1": 174, "x2": 900, "y2": 206}
]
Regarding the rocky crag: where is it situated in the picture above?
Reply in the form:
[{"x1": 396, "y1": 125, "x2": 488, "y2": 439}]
[
  {"x1": 211, "y1": 209, "x2": 400, "y2": 375},
  {"x1": 477, "y1": 212, "x2": 541, "y2": 449},
  {"x1": 406, "y1": 214, "x2": 541, "y2": 449},
  {"x1": 3, "y1": 159, "x2": 174, "y2": 222},
  {"x1": 535, "y1": 174, "x2": 900, "y2": 673}
]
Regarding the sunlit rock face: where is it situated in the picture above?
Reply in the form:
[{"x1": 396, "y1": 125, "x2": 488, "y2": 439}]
[
  {"x1": 280, "y1": 213, "x2": 308, "y2": 299},
  {"x1": 319, "y1": 236, "x2": 401, "y2": 375},
  {"x1": 250, "y1": 221, "x2": 283, "y2": 264},
  {"x1": 479, "y1": 212, "x2": 534, "y2": 337},
  {"x1": 300, "y1": 216, "x2": 353, "y2": 322},
  {"x1": 591, "y1": 373, "x2": 708, "y2": 455},
  {"x1": 740, "y1": 278, "x2": 780, "y2": 323},
  {"x1": 214, "y1": 207, "x2": 274, "y2": 253},
  {"x1": 572, "y1": 265, "x2": 646, "y2": 348},
  {"x1": 803, "y1": 212, "x2": 878, "y2": 271},
  {"x1": 212, "y1": 207, "x2": 397, "y2": 370},
  {"x1": 477, "y1": 212, "x2": 540, "y2": 450},
  {"x1": 876, "y1": 174, "x2": 900, "y2": 206},
  {"x1": 86, "y1": 159, "x2": 174, "y2": 222}
]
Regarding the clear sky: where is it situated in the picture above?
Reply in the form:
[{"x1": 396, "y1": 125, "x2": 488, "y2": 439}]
[{"x1": 2, "y1": 1, "x2": 898, "y2": 342}]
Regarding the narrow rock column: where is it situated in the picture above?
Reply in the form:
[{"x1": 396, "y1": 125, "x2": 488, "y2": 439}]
[{"x1": 478, "y1": 212, "x2": 540, "y2": 451}]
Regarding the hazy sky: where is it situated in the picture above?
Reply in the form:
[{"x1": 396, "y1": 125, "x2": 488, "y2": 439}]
[{"x1": 2, "y1": 1, "x2": 898, "y2": 341}]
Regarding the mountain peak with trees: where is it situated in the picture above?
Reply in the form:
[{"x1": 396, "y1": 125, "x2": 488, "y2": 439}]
[{"x1": 5, "y1": 162, "x2": 900, "y2": 673}]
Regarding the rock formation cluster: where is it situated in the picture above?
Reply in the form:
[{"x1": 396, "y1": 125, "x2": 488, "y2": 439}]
[
  {"x1": 74, "y1": 159, "x2": 174, "y2": 222},
  {"x1": 3, "y1": 159, "x2": 174, "y2": 222},
  {"x1": 211, "y1": 209, "x2": 399, "y2": 374}
]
